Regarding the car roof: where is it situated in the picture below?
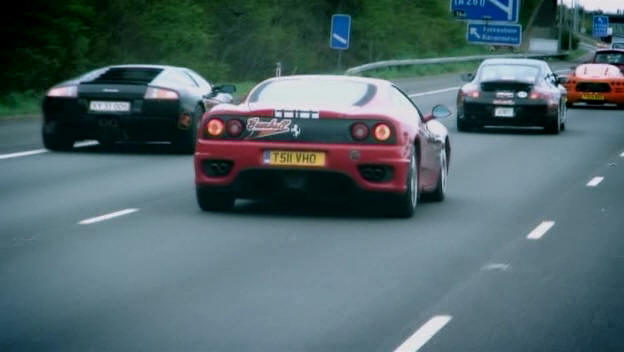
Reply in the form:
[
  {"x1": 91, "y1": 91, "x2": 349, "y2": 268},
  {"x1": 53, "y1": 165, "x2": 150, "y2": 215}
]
[
  {"x1": 595, "y1": 48, "x2": 624, "y2": 53},
  {"x1": 106, "y1": 64, "x2": 183, "y2": 70},
  {"x1": 262, "y1": 74, "x2": 392, "y2": 87},
  {"x1": 480, "y1": 58, "x2": 545, "y2": 66}
]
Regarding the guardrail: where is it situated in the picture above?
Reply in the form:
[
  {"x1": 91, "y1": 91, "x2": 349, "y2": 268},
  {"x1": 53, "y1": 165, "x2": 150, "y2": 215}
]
[{"x1": 345, "y1": 52, "x2": 569, "y2": 75}]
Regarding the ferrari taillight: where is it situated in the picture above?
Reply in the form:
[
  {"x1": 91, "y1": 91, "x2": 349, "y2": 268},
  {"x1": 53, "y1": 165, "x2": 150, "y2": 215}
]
[
  {"x1": 373, "y1": 123, "x2": 392, "y2": 142},
  {"x1": 350, "y1": 123, "x2": 369, "y2": 141},
  {"x1": 225, "y1": 119, "x2": 243, "y2": 137},
  {"x1": 205, "y1": 118, "x2": 225, "y2": 137}
]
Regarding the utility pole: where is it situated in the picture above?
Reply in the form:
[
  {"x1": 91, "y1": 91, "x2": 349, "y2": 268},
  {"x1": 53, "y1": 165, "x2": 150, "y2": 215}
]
[
  {"x1": 568, "y1": 0, "x2": 572, "y2": 51},
  {"x1": 558, "y1": 0, "x2": 563, "y2": 52}
]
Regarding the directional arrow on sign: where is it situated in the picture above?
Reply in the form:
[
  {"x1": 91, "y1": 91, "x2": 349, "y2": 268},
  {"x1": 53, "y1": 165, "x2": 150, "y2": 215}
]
[
  {"x1": 470, "y1": 28, "x2": 481, "y2": 39},
  {"x1": 332, "y1": 33, "x2": 347, "y2": 45}
]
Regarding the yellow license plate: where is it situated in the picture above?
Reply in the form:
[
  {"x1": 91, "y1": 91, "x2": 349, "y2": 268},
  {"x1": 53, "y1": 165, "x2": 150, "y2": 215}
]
[
  {"x1": 581, "y1": 93, "x2": 605, "y2": 100},
  {"x1": 263, "y1": 150, "x2": 326, "y2": 167}
]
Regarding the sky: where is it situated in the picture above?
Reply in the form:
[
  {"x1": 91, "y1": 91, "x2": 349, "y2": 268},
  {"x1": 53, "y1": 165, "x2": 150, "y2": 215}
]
[{"x1": 562, "y1": 0, "x2": 624, "y2": 14}]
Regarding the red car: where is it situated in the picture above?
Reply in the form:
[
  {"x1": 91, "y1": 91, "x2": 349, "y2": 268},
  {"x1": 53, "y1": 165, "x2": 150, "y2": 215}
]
[
  {"x1": 193, "y1": 75, "x2": 451, "y2": 217},
  {"x1": 565, "y1": 49, "x2": 624, "y2": 108}
]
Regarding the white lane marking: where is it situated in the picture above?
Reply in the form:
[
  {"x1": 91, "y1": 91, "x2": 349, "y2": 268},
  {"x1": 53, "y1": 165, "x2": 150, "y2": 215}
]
[
  {"x1": 75, "y1": 140, "x2": 99, "y2": 148},
  {"x1": 481, "y1": 263, "x2": 511, "y2": 272},
  {"x1": 526, "y1": 221, "x2": 555, "y2": 240},
  {"x1": 78, "y1": 208, "x2": 139, "y2": 225},
  {"x1": 620, "y1": 151, "x2": 624, "y2": 158},
  {"x1": 586, "y1": 176, "x2": 604, "y2": 187},
  {"x1": 0, "y1": 140, "x2": 98, "y2": 160},
  {"x1": 394, "y1": 315, "x2": 452, "y2": 352},
  {"x1": 0, "y1": 149, "x2": 47, "y2": 160},
  {"x1": 409, "y1": 87, "x2": 460, "y2": 98}
]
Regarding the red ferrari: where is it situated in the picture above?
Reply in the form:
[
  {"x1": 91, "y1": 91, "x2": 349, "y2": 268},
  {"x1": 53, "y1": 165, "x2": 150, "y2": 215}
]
[{"x1": 193, "y1": 75, "x2": 451, "y2": 217}]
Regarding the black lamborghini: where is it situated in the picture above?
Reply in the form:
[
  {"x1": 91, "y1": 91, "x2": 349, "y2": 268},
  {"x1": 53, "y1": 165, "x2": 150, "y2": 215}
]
[{"x1": 42, "y1": 65, "x2": 235, "y2": 152}]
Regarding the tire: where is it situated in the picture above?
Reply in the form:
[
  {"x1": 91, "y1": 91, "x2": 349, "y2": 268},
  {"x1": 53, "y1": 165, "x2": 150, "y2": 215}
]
[
  {"x1": 423, "y1": 147, "x2": 448, "y2": 202},
  {"x1": 175, "y1": 105, "x2": 204, "y2": 153},
  {"x1": 457, "y1": 118, "x2": 469, "y2": 132},
  {"x1": 389, "y1": 147, "x2": 418, "y2": 218},
  {"x1": 196, "y1": 186, "x2": 235, "y2": 212},
  {"x1": 42, "y1": 123, "x2": 74, "y2": 151},
  {"x1": 560, "y1": 103, "x2": 567, "y2": 131},
  {"x1": 544, "y1": 109, "x2": 560, "y2": 135}
]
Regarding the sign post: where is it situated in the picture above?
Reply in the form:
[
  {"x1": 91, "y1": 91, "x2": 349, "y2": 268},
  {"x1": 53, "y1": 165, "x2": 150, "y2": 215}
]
[
  {"x1": 467, "y1": 22, "x2": 522, "y2": 46},
  {"x1": 592, "y1": 15, "x2": 609, "y2": 38},
  {"x1": 330, "y1": 14, "x2": 351, "y2": 71},
  {"x1": 451, "y1": 0, "x2": 519, "y2": 23}
]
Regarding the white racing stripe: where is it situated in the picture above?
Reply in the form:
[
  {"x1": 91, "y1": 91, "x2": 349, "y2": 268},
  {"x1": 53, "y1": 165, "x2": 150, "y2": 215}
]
[
  {"x1": 409, "y1": 87, "x2": 459, "y2": 98},
  {"x1": 526, "y1": 221, "x2": 555, "y2": 240},
  {"x1": 586, "y1": 176, "x2": 604, "y2": 187},
  {"x1": 394, "y1": 315, "x2": 452, "y2": 352},
  {"x1": 78, "y1": 208, "x2": 139, "y2": 225},
  {"x1": 0, "y1": 140, "x2": 98, "y2": 160}
]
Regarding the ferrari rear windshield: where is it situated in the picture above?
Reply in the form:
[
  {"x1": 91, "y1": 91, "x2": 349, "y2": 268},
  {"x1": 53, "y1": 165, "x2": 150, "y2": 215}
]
[
  {"x1": 479, "y1": 64, "x2": 539, "y2": 83},
  {"x1": 594, "y1": 52, "x2": 624, "y2": 64},
  {"x1": 249, "y1": 79, "x2": 376, "y2": 106}
]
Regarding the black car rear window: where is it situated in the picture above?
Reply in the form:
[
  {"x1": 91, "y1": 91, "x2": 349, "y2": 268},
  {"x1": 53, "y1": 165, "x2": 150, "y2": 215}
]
[
  {"x1": 594, "y1": 52, "x2": 624, "y2": 64},
  {"x1": 89, "y1": 68, "x2": 164, "y2": 84}
]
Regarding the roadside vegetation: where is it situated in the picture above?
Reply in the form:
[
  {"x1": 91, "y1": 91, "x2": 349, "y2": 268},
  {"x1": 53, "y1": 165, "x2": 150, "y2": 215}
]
[{"x1": 3, "y1": 0, "x2": 547, "y2": 117}]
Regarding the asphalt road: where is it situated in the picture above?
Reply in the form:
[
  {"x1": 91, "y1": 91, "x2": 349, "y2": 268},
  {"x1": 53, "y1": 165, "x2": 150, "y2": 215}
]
[{"x1": 2, "y1": 61, "x2": 624, "y2": 351}]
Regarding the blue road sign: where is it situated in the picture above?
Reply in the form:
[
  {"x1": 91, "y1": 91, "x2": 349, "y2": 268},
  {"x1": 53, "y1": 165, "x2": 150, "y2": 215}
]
[
  {"x1": 593, "y1": 15, "x2": 609, "y2": 37},
  {"x1": 467, "y1": 22, "x2": 522, "y2": 46},
  {"x1": 451, "y1": 0, "x2": 519, "y2": 23},
  {"x1": 330, "y1": 14, "x2": 351, "y2": 50}
]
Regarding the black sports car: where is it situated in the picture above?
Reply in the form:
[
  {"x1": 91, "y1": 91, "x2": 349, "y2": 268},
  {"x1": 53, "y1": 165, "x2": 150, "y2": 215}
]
[
  {"x1": 42, "y1": 65, "x2": 234, "y2": 152},
  {"x1": 456, "y1": 58, "x2": 568, "y2": 134}
]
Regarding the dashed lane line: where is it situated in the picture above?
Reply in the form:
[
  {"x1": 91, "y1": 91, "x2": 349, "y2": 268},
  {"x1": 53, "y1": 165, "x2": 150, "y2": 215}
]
[
  {"x1": 0, "y1": 141, "x2": 98, "y2": 160},
  {"x1": 526, "y1": 221, "x2": 555, "y2": 240},
  {"x1": 586, "y1": 176, "x2": 604, "y2": 187},
  {"x1": 78, "y1": 208, "x2": 139, "y2": 225},
  {"x1": 393, "y1": 315, "x2": 452, "y2": 352}
]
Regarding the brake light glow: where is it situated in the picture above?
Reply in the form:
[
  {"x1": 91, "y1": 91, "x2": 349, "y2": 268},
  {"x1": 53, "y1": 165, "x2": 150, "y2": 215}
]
[
  {"x1": 47, "y1": 86, "x2": 77, "y2": 97},
  {"x1": 205, "y1": 118, "x2": 225, "y2": 137},
  {"x1": 144, "y1": 87, "x2": 179, "y2": 100},
  {"x1": 373, "y1": 123, "x2": 392, "y2": 142}
]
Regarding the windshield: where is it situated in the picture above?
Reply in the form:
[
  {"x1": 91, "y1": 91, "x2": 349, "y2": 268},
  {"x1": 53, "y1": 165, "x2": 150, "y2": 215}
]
[
  {"x1": 249, "y1": 79, "x2": 376, "y2": 106},
  {"x1": 479, "y1": 64, "x2": 540, "y2": 82},
  {"x1": 594, "y1": 52, "x2": 624, "y2": 64}
]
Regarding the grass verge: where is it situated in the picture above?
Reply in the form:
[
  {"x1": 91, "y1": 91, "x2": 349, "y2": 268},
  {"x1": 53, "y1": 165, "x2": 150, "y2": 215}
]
[{"x1": 0, "y1": 92, "x2": 41, "y2": 118}]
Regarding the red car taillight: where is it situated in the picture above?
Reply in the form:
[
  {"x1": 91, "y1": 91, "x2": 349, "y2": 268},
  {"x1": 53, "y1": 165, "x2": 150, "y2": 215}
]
[
  {"x1": 373, "y1": 123, "x2": 392, "y2": 142},
  {"x1": 350, "y1": 123, "x2": 369, "y2": 141},
  {"x1": 225, "y1": 119, "x2": 244, "y2": 137},
  {"x1": 205, "y1": 118, "x2": 225, "y2": 137}
]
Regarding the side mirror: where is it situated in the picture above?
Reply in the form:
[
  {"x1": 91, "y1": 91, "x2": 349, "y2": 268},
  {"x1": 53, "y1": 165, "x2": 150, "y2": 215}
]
[
  {"x1": 556, "y1": 75, "x2": 568, "y2": 84},
  {"x1": 460, "y1": 72, "x2": 475, "y2": 82},
  {"x1": 213, "y1": 84, "x2": 236, "y2": 94},
  {"x1": 424, "y1": 104, "x2": 452, "y2": 122}
]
